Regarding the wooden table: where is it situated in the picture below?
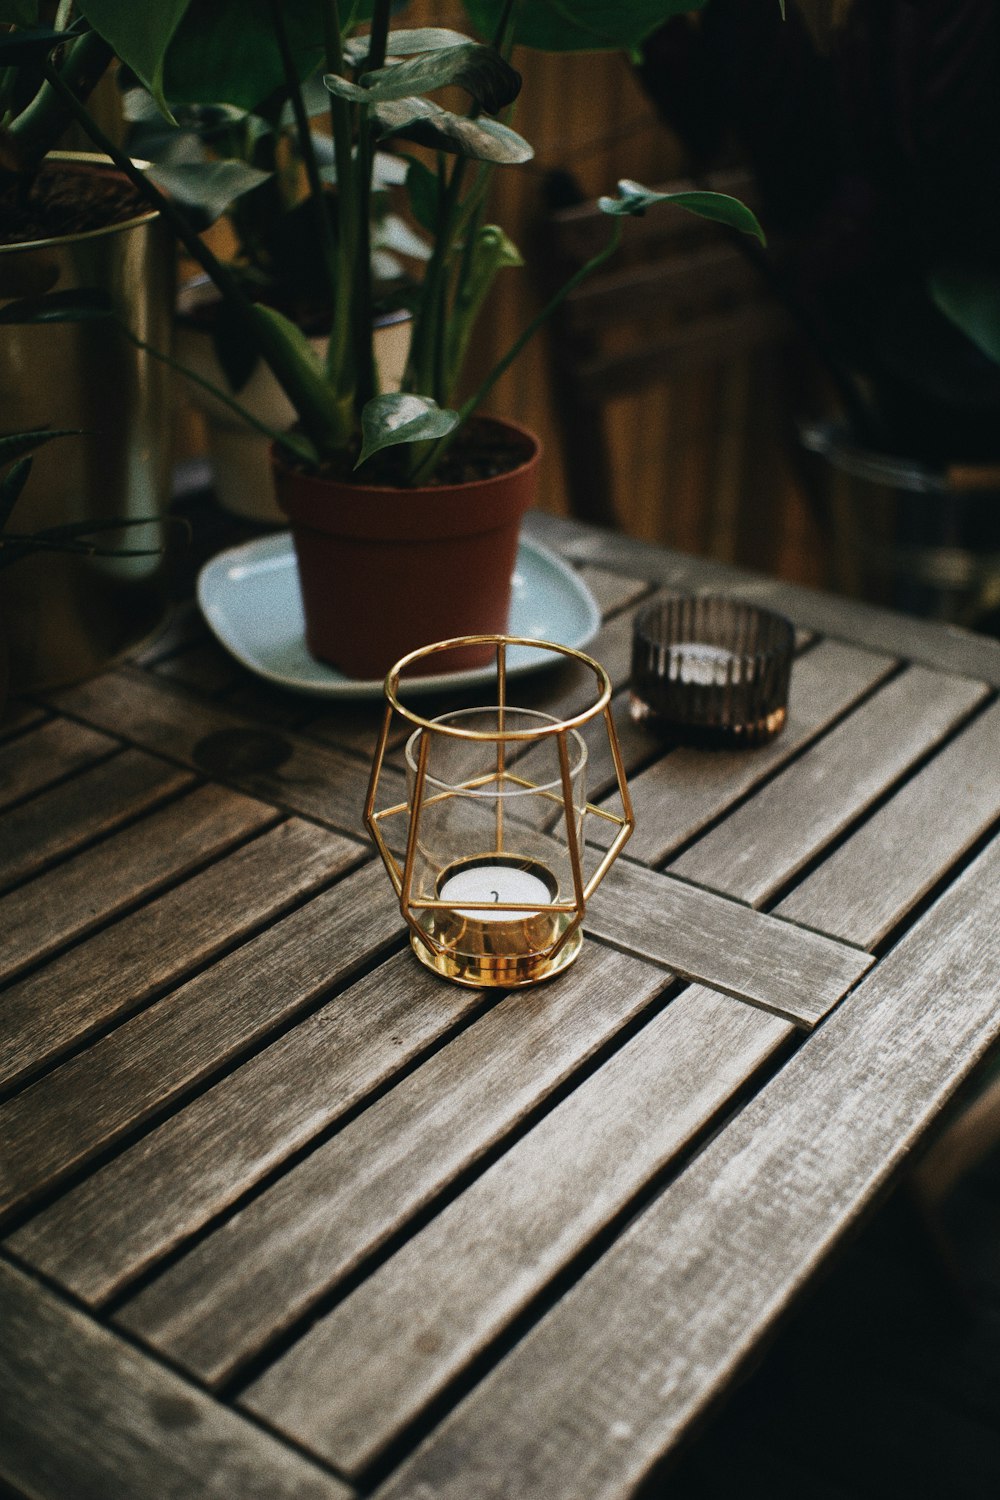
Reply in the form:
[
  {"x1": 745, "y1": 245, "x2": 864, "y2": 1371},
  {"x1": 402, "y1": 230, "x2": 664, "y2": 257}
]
[{"x1": 2, "y1": 509, "x2": 1000, "y2": 1500}]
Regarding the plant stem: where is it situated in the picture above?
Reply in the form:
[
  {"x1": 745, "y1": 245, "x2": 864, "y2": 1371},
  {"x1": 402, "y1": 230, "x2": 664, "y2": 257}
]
[{"x1": 409, "y1": 218, "x2": 624, "y2": 484}]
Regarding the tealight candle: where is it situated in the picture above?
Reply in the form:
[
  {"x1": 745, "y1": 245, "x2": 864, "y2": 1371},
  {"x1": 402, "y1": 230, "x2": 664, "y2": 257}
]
[{"x1": 438, "y1": 858, "x2": 556, "y2": 920}]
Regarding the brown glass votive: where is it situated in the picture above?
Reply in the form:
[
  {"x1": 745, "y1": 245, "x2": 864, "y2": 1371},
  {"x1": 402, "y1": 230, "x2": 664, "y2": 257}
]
[{"x1": 629, "y1": 595, "x2": 794, "y2": 747}]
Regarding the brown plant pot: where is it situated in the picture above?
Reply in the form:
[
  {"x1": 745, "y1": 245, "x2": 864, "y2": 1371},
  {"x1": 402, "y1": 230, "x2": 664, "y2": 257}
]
[{"x1": 273, "y1": 419, "x2": 541, "y2": 680}]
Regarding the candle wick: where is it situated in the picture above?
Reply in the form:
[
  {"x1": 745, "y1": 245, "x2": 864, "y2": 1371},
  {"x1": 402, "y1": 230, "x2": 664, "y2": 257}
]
[{"x1": 491, "y1": 890, "x2": 500, "y2": 902}]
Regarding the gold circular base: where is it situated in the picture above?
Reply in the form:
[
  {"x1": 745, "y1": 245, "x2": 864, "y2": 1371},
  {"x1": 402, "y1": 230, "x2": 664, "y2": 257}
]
[{"x1": 410, "y1": 926, "x2": 584, "y2": 988}]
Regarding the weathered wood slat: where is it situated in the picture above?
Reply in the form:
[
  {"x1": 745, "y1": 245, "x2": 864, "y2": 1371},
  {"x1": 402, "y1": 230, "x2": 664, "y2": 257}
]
[
  {"x1": 671, "y1": 664, "x2": 989, "y2": 906},
  {"x1": 0, "y1": 819, "x2": 363, "y2": 1093},
  {"x1": 241, "y1": 984, "x2": 792, "y2": 1477},
  {"x1": 109, "y1": 946, "x2": 670, "y2": 1387},
  {"x1": 0, "y1": 860, "x2": 400, "y2": 1219},
  {"x1": 0, "y1": 783, "x2": 277, "y2": 986},
  {"x1": 601, "y1": 638, "x2": 897, "y2": 865},
  {"x1": 0, "y1": 716, "x2": 117, "y2": 810},
  {"x1": 523, "y1": 510, "x2": 1000, "y2": 687},
  {"x1": 372, "y1": 833, "x2": 1000, "y2": 1500},
  {"x1": 0, "y1": 748, "x2": 192, "y2": 891},
  {"x1": 153, "y1": 641, "x2": 243, "y2": 696},
  {"x1": 776, "y1": 697, "x2": 1000, "y2": 948},
  {"x1": 575, "y1": 565, "x2": 651, "y2": 619},
  {"x1": 0, "y1": 1260, "x2": 351, "y2": 1500},
  {"x1": 20, "y1": 952, "x2": 485, "y2": 1305},
  {"x1": 44, "y1": 666, "x2": 403, "y2": 835},
  {"x1": 585, "y1": 859, "x2": 871, "y2": 1026},
  {"x1": 0, "y1": 701, "x2": 46, "y2": 742}
]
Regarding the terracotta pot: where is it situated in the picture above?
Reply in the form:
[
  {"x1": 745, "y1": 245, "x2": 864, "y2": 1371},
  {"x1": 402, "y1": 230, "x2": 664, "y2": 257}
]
[{"x1": 274, "y1": 419, "x2": 541, "y2": 680}]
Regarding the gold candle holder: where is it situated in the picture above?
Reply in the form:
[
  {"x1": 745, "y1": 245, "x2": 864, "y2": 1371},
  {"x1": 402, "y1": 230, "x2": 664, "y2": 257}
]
[{"x1": 365, "y1": 636, "x2": 634, "y2": 988}]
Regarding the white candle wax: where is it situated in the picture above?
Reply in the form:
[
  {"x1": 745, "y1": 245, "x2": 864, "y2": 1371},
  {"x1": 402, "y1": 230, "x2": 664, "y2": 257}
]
[
  {"x1": 675, "y1": 642, "x2": 739, "y2": 687},
  {"x1": 438, "y1": 864, "x2": 554, "y2": 921}
]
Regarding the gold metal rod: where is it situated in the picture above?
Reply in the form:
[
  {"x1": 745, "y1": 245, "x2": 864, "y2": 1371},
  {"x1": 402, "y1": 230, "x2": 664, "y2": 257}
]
[
  {"x1": 496, "y1": 639, "x2": 507, "y2": 854},
  {"x1": 409, "y1": 898, "x2": 578, "y2": 914},
  {"x1": 400, "y1": 728, "x2": 431, "y2": 925},
  {"x1": 385, "y1": 635, "x2": 612, "y2": 739},
  {"x1": 363, "y1": 703, "x2": 395, "y2": 827}
]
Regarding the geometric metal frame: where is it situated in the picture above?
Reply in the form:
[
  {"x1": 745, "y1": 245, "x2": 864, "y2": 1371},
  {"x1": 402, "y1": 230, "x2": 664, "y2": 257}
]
[{"x1": 364, "y1": 635, "x2": 635, "y2": 985}]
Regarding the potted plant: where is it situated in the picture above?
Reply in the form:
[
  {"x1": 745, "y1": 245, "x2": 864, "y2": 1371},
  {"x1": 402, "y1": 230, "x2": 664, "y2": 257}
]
[
  {"x1": 6, "y1": 1, "x2": 764, "y2": 679},
  {"x1": 0, "y1": 12, "x2": 178, "y2": 688},
  {"x1": 636, "y1": 0, "x2": 1000, "y2": 625},
  {"x1": 125, "y1": 75, "x2": 417, "y2": 522}
]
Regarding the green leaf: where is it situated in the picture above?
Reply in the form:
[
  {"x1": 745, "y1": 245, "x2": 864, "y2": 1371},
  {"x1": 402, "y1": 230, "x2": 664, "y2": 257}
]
[
  {"x1": 374, "y1": 98, "x2": 533, "y2": 164},
  {"x1": 0, "y1": 288, "x2": 115, "y2": 323},
  {"x1": 930, "y1": 266, "x2": 1000, "y2": 369},
  {"x1": 0, "y1": 427, "x2": 81, "y2": 462},
  {"x1": 327, "y1": 43, "x2": 521, "y2": 114},
  {"x1": 250, "y1": 303, "x2": 348, "y2": 450},
  {"x1": 145, "y1": 159, "x2": 271, "y2": 226},
  {"x1": 78, "y1": 0, "x2": 192, "y2": 117},
  {"x1": 0, "y1": 457, "x2": 33, "y2": 531},
  {"x1": 357, "y1": 393, "x2": 459, "y2": 466},
  {"x1": 461, "y1": 0, "x2": 706, "y2": 54},
  {"x1": 344, "y1": 28, "x2": 475, "y2": 67},
  {"x1": 598, "y1": 179, "x2": 766, "y2": 244}
]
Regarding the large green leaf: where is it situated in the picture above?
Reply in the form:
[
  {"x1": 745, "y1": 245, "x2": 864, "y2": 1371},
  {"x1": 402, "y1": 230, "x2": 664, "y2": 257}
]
[
  {"x1": 80, "y1": 0, "x2": 368, "y2": 114},
  {"x1": 326, "y1": 43, "x2": 520, "y2": 114},
  {"x1": 374, "y1": 98, "x2": 532, "y2": 164},
  {"x1": 461, "y1": 0, "x2": 707, "y2": 53},
  {"x1": 358, "y1": 393, "x2": 459, "y2": 466},
  {"x1": 930, "y1": 266, "x2": 1000, "y2": 370},
  {"x1": 599, "y1": 179, "x2": 766, "y2": 244},
  {"x1": 77, "y1": 0, "x2": 191, "y2": 115}
]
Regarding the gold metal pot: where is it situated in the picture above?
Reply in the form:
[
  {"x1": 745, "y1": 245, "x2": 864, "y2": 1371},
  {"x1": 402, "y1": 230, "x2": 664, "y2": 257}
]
[{"x1": 0, "y1": 153, "x2": 175, "y2": 693}]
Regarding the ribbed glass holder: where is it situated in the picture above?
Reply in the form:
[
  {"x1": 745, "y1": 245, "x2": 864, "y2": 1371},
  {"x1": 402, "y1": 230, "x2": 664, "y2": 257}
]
[
  {"x1": 365, "y1": 635, "x2": 635, "y2": 988},
  {"x1": 630, "y1": 596, "x2": 794, "y2": 748}
]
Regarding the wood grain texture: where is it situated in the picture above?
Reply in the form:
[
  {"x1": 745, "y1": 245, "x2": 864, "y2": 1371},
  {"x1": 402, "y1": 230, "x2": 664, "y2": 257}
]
[
  {"x1": 0, "y1": 819, "x2": 364, "y2": 1093},
  {"x1": 0, "y1": 716, "x2": 117, "y2": 810},
  {"x1": 24, "y1": 952, "x2": 486, "y2": 1305},
  {"x1": 585, "y1": 859, "x2": 871, "y2": 1026},
  {"x1": 112, "y1": 945, "x2": 669, "y2": 1387},
  {"x1": 0, "y1": 860, "x2": 400, "y2": 1218},
  {"x1": 600, "y1": 637, "x2": 897, "y2": 865},
  {"x1": 776, "y1": 697, "x2": 1000, "y2": 948},
  {"x1": 0, "y1": 748, "x2": 193, "y2": 891},
  {"x1": 372, "y1": 833, "x2": 1000, "y2": 1500},
  {"x1": 153, "y1": 641, "x2": 243, "y2": 696},
  {"x1": 242, "y1": 984, "x2": 792, "y2": 1477},
  {"x1": 0, "y1": 1260, "x2": 351, "y2": 1500},
  {"x1": 523, "y1": 510, "x2": 1000, "y2": 687},
  {"x1": 671, "y1": 664, "x2": 989, "y2": 906},
  {"x1": 0, "y1": 701, "x2": 46, "y2": 742},
  {"x1": 45, "y1": 666, "x2": 403, "y2": 836},
  {"x1": 0, "y1": 782, "x2": 277, "y2": 985}
]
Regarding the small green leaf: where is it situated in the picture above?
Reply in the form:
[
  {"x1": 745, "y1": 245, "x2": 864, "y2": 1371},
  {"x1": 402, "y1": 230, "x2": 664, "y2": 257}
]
[
  {"x1": 0, "y1": 457, "x2": 33, "y2": 531},
  {"x1": 0, "y1": 427, "x2": 82, "y2": 464},
  {"x1": 326, "y1": 43, "x2": 520, "y2": 114},
  {"x1": 344, "y1": 28, "x2": 474, "y2": 67},
  {"x1": 930, "y1": 266, "x2": 1000, "y2": 369},
  {"x1": 357, "y1": 393, "x2": 459, "y2": 466},
  {"x1": 599, "y1": 180, "x2": 766, "y2": 244},
  {"x1": 374, "y1": 99, "x2": 533, "y2": 164},
  {"x1": 0, "y1": 289, "x2": 115, "y2": 324},
  {"x1": 145, "y1": 159, "x2": 271, "y2": 225}
]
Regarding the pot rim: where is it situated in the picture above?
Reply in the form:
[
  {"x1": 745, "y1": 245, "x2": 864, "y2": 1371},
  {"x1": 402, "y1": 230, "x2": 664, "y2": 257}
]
[
  {"x1": 272, "y1": 415, "x2": 542, "y2": 501},
  {"x1": 0, "y1": 150, "x2": 159, "y2": 254}
]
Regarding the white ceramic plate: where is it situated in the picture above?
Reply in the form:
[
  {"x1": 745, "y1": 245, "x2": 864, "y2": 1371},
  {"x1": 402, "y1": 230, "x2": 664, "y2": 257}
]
[{"x1": 196, "y1": 531, "x2": 602, "y2": 699}]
